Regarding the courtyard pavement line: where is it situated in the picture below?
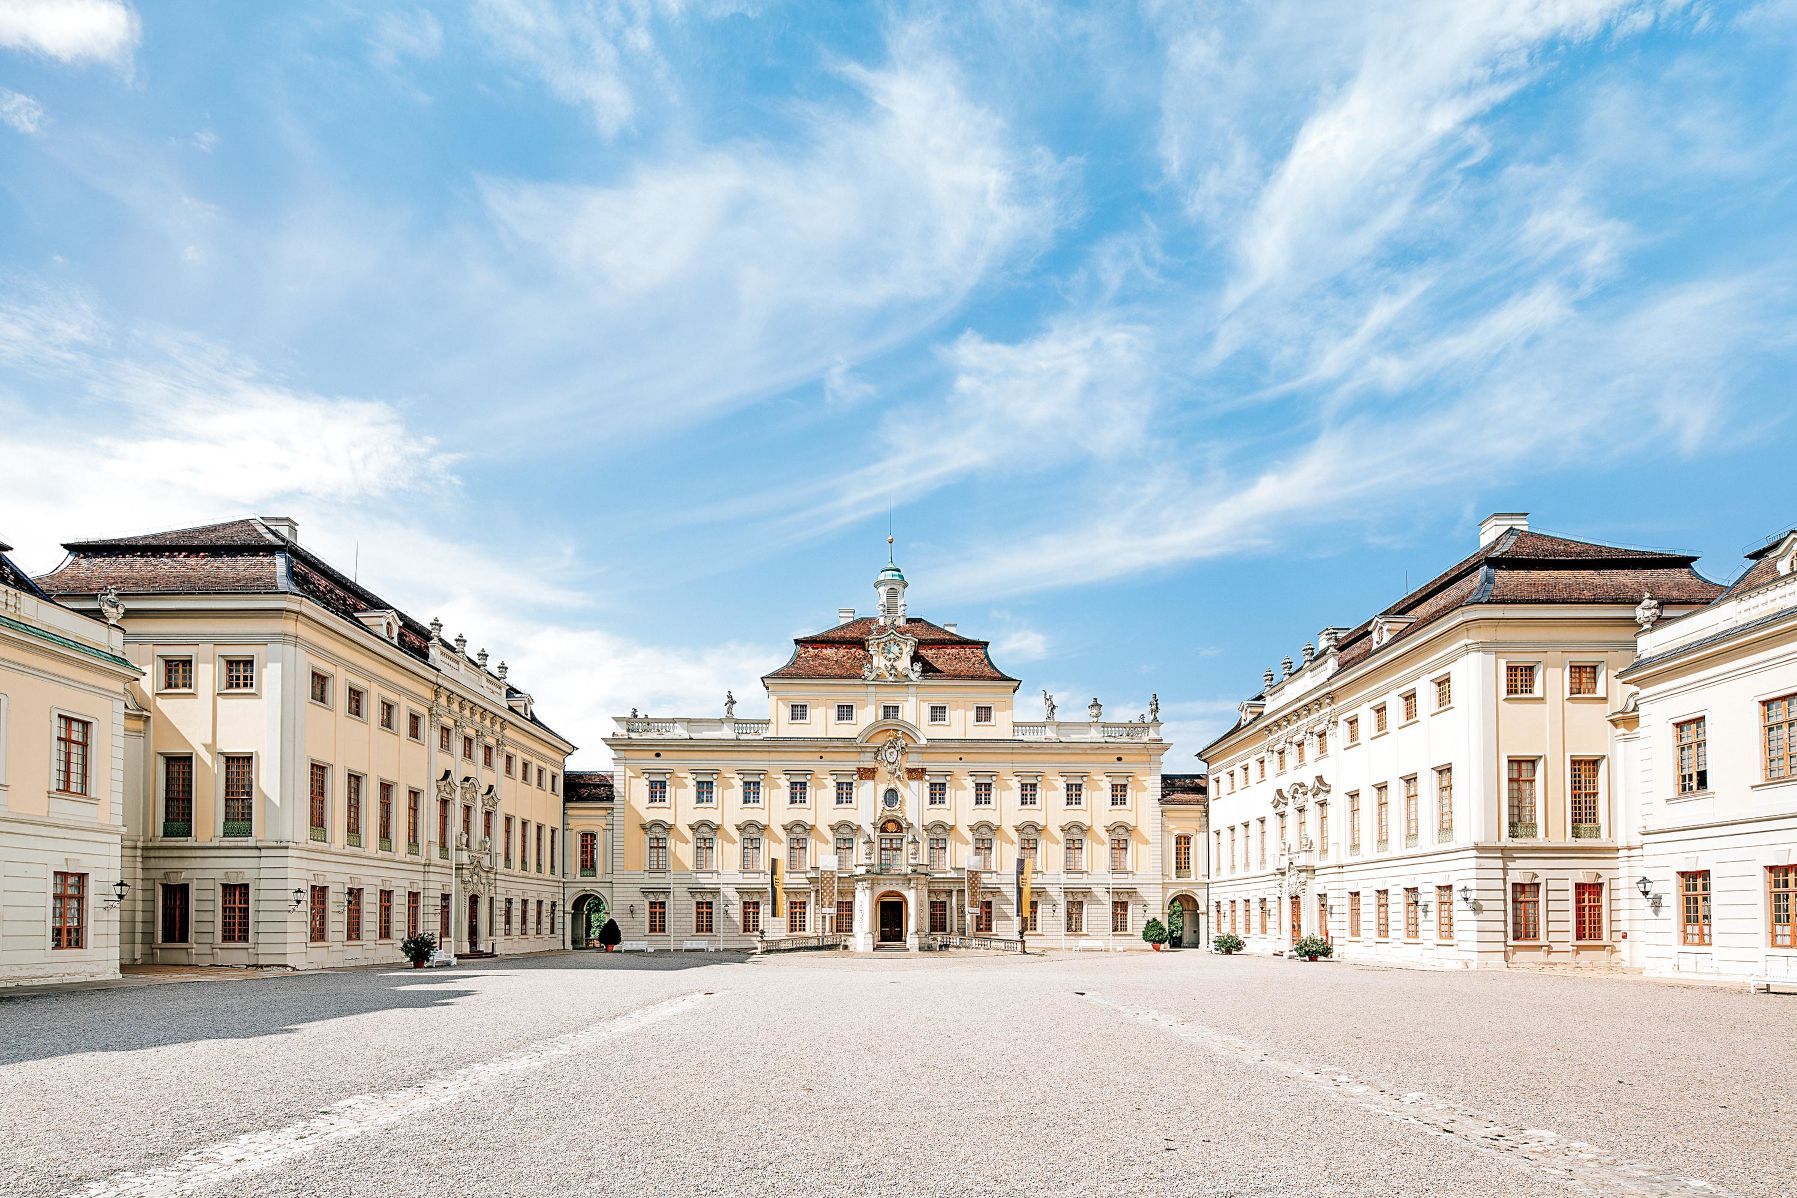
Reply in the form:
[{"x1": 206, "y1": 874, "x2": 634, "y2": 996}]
[
  {"x1": 1080, "y1": 993, "x2": 1734, "y2": 1198},
  {"x1": 64, "y1": 990, "x2": 718, "y2": 1198}
]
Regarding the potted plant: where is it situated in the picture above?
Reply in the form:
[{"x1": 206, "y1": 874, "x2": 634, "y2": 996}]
[
  {"x1": 1291, "y1": 934, "x2": 1332, "y2": 962},
  {"x1": 1142, "y1": 918, "x2": 1169, "y2": 952},
  {"x1": 598, "y1": 917, "x2": 622, "y2": 952},
  {"x1": 1213, "y1": 932, "x2": 1245, "y2": 955},
  {"x1": 400, "y1": 932, "x2": 437, "y2": 969}
]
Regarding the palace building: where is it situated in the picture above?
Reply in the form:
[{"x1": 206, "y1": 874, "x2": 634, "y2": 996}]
[
  {"x1": 37, "y1": 518, "x2": 575, "y2": 971},
  {"x1": 603, "y1": 548, "x2": 1202, "y2": 951},
  {"x1": 1201, "y1": 514, "x2": 1722, "y2": 968}
]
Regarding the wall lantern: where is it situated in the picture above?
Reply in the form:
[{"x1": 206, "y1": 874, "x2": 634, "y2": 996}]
[
  {"x1": 1636, "y1": 876, "x2": 1653, "y2": 899},
  {"x1": 101, "y1": 880, "x2": 130, "y2": 910},
  {"x1": 1459, "y1": 885, "x2": 1474, "y2": 908},
  {"x1": 290, "y1": 886, "x2": 306, "y2": 911}
]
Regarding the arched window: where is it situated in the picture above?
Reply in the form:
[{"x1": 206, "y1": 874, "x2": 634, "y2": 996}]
[
  {"x1": 878, "y1": 819, "x2": 904, "y2": 869},
  {"x1": 694, "y1": 828, "x2": 716, "y2": 871},
  {"x1": 578, "y1": 831, "x2": 598, "y2": 876}
]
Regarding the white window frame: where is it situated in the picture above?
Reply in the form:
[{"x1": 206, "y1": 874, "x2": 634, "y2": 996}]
[
  {"x1": 835, "y1": 703, "x2": 855, "y2": 723},
  {"x1": 218, "y1": 654, "x2": 259, "y2": 695},
  {"x1": 974, "y1": 705, "x2": 994, "y2": 724},
  {"x1": 156, "y1": 654, "x2": 196, "y2": 694},
  {"x1": 789, "y1": 703, "x2": 810, "y2": 723},
  {"x1": 928, "y1": 704, "x2": 948, "y2": 724},
  {"x1": 49, "y1": 707, "x2": 96, "y2": 799}
]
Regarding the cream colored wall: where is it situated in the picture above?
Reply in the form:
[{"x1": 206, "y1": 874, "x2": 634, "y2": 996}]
[{"x1": 765, "y1": 682, "x2": 1020, "y2": 738}]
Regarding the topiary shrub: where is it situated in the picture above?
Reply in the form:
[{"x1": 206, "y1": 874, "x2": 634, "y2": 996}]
[
  {"x1": 1291, "y1": 934, "x2": 1333, "y2": 960},
  {"x1": 1213, "y1": 932, "x2": 1245, "y2": 954},
  {"x1": 1142, "y1": 918, "x2": 1169, "y2": 947}
]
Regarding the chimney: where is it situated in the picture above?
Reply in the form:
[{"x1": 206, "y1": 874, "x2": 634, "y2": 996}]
[
  {"x1": 1479, "y1": 512, "x2": 1528, "y2": 549},
  {"x1": 837, "y1": 608, "x2": 857, "y2": 625},
  {"x1": 260, "y1": 515, "x2": 299, "y2": 544},
  {"x1": 943, "y1": 623, "x2": 957, "y2": 634}
]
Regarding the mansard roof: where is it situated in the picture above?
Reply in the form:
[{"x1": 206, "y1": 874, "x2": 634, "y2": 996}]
[
  {"x1": 762, "y1": 615, "x2": 1017, "y2": 682},
  {"x1": 1713, "y1": 526, "x2": 1797, "y2": 602},
  {"x1": 0, "y1": 541, "x2": 53, "y2": 601}
]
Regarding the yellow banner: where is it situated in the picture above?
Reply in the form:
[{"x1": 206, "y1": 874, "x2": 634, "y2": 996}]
[{"x1": 770, "y1": 858, "x2": 783, "y2": 918}]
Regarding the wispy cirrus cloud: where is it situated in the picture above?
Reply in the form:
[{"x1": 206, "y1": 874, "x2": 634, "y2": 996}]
[{"x1": 0, "y1": 86, "x2": 44, "y2": 132}]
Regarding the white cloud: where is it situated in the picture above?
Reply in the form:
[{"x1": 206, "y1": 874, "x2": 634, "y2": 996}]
[
  {"x1": 992, "y1": 626, "x2": 1049, "y2": 663},
  {"x1": 369, "y1": 8, "x2": 443, "y2": 70},
  {"x1": 0, "y1": 0, "x2": 139, "y2": 66},
  {"x1": 0, "y1": 86, "x2": 44, "y2": 132},
  {"x1": 471, "y1": 0, "x2": 682, "y2": 137}
]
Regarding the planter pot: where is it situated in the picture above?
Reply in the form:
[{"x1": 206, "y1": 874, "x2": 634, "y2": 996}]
[
  {"x1": 1152, "y1": 943, "x2": 1164, "y2": 952},
  {"x1": 411, "y1": 959, "x2": 426, "y2": 969},
  {"x1": 1306, "y1": 954, "x2": 1318, "y2": 962}
]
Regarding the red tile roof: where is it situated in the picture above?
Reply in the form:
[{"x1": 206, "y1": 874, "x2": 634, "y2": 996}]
[
  {"x1": 763, "y1": 616, "x2": 1017, "y2": 682},
  {"x1": 566, "y1": 771, "x2": 615, "y2": 803},
  {"x1": 1160, "y1": 774, "x2": 1208, "y2": 805}
]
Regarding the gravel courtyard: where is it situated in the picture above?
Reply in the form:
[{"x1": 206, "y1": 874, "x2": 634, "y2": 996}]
[{"x1": 2, "y1": 950, "x2": 1791, "y2": 1198}]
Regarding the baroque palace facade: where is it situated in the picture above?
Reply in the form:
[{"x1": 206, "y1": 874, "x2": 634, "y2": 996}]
[
  {"x1": 599, "y1": 551, "x2": 1206, "y2": 951},
  {"x1": 35, "y1": 518, "x2": 574, "y2": 972}
]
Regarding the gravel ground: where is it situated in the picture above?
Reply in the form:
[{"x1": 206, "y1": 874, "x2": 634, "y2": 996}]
[{"x1": 1, "y1": 950, "x2": 1790, "y2": 1197}]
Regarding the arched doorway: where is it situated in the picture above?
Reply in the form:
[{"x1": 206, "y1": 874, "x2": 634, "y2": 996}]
[
  {"x1": 571, "y1": 894, "x2": 608, "y2": 949},
  {"x1": 875, "y1": 890, "x2": 907, "y2": 946},
  {"x1": 1170, "y1": 893, "x2": 1201, "y2": 948}
]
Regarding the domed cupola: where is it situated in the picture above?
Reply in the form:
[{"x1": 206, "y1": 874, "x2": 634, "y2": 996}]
[{"x1": 875, "y1": 536, "x2": 907, "y2": 625}]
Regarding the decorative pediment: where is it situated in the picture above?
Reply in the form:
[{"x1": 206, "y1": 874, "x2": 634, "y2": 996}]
[
  {"x1": 1371, "y1": 615, "x2": 1416, "y2": 647},
  {"x1": 1270, "y1": 789, "x2": 1289, "y2": 812},
  {"x1": 863, "y1": 626, "x2": 922, "y2": 681}
]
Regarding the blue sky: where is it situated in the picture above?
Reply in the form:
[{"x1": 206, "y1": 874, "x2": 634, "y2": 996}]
[{"x1": 2, "y1": 1, "x2": 1794, "y2": 766}]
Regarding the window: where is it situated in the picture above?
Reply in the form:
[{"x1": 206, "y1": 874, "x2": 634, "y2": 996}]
[
  {"x1": 1435, "y1": 767, "x2": 1453, "y2": 839},
  {"x1": 1348, "y1": 891, "x2": 1361, "y2": 939},
  {"x1": 538, "y1": 825, "x2": 547, "y2": 873},
  {"x1": 742, "y1": 778, "x2": 761, "y2": 805},
  {"x1": 1065, "y1": 900, "x2": 1084, "y2": 934},
  {"x1": 695, "y1": 778, "x2": 716, "y2": 805},
  {"x1": 975, "y1": 705, "x2": 994, "y2": 724},
  {"x1": 406, "y1": 788, "x2": 421, "y2": 853},
  {"x1": 1434, "y1": 675, "x2": 1452, "y2": 709},
  {"x1": 1111, "y1": 900, "x2": 1129, "y2": 934},
  {"x1": 788, "y1": 836, "x2": 807, "y2": 871},
  {"x1": 346, "y1": 686, "x2": 365, "y2": 719},
  {"x1": 928, "y1": 780, "x2": 946, "y2": 805},
  {"x1": 51, "y1": 872, "x2": 86, "y2": 949},
  {"x1": 742, "y1": 834, "x2": 763, "y2": 871},
  {"x1": 1767, "y1": 696, "x2": 1797, "y2": 782},
  {"x1": 929, "y1": 704, "x2": 948, "y2": 724},
  {"x1": 928, "y1": 898, "x2": 948, "y2": 933},
  {"x1": 221, "y1": 882, "x2": 251, "y2": 943},
  {"x1": 536, "y1": 765, "x2": 546, "y2": 788},
  {"x1": 1296, "y1": 741, "x2": 1305, "y2": 766},
  {"x1": 440, "y1": 726, "x2": 452, "y2": 752},
  {"x1": 1064, "y1": 835, "x2": 1084, "y2": 871},
  {"x1": 1110, "y1": 781, "x2": 1129, "y2": 807},
  {"x1": 973, "y1": 834, "x2": 994, "y2": 871},
  {"x1": 1318, "y1": 803, "x2": 1329, "y2": 852},
  {"x1": 1109, "y1": 834, "x2": 1129, "y2": 872},
  {"x1": 461, "y1": 735, "x2": 474, "y2": 761},
  {"x1": 1257, "y1": 758, "x2": 1266, "y2": 780},
  {"x1": 160, "y1": 883, "x2": 189, "y2": 944},
  {"x1": 881, "y1": 704, "x2": 900, "y2": 721},
  {"x1": 1375, "y1": 890, "x2": 1390, "y2": 939},
  {"x1": 1258, "y1": 898, "x2": 1267, "y2": 936},
  {"x1": 1436, "y1": 885, "x2": 1454, "y2": 940},
  {"x1": 482, "y1": 744, "x2": 493, "y2": 769},
  {"x1": 921, "y1": 833, "x2": 944, "y2": 869},
  {"x1": 436, "y1": 798, "x2": 450, "y2": 857},
  {"x1": 309, "y1": 885, "x2": 329, "y2": 942},
  {"x1": 345, "y1": 773, "x2": 363, "y2": 847},
  {"x1": 308, "y1": 763, "x2": 328, "y2": 841},
  {"x1": 1174, "y1": 834, "x2": 1192, "y2": 878},
  {"x1": 789, "y1": 703, "x2": 809, "y2": 722},
  {"x1": 1574, "y1": 882, "x2": 1604, "y2": 942},
  {"x1": 743, "y1": 899, "x2": 762, "y2": 934},
  {"x1": 647, "y1": 778, "x2": 668, "y2": 805},
  {"x1": 1317, "y1": 729, "x2": 1329, "y2": 756},
  {"x1": 310, "y1": 671, "x2": 331, "y2": 705},
  {"x1": 1019, "y1": 833, "x2": 1039, "y2": 867},
  {"x1": 974, "y1": 781, "x2": 993, "y2": 806},
  {"x1": 222, "y1": 657, "x2": 255, "y2": 691},
  {"x1": 161, "y1": 656, "x2": 194, "y2": 691},
  {"x1": 1276, "y1": 748, "x2": 1286, "y2": 773},
  {"x1": 1506, "y1": 759, "x2": 1538, "y2": 837},
  {"x1": 162, "y1": 754, "x2": 194, "y2": 837},
  {"x1": 1401, "y1": 691, "x2": 1417, "y2": 722},
  {"x1": 836, "y1": 704, "x2": 855, "y2": 722},
  {"x1": 439, "y1": 893, "x2": 450, "y2": 940},
  {"x1": 1065, "y1": 781, "x2": 1083, "y2": 807},
  {"x1": 695, "y1": 830, "x2": 714, "y2": 871},
  {"x1": 1570, "y1": 759, "x2": 1601, "y2": 837},
  {"x1": 789, "y1": 899, "x2": 808, "y2": 933},
  {"x1": 647, "y1": 833, "x2": 668, "y2": 872},
  {"x1": 648, "y1": 898, "x2": 666, "y2": 935},
  {"x1": 834, "y1": 832, "x2": 856, "y2": 870},
  {"x1": 1569, "y1": 662, "x2": 1600, "y2": 696},
  {"x1": 54, "y1": 714, "x2": 92, "y2": 795},
  {"x1": 789, "y1": 779, "x2": 808, "y2": 805},
  {"x1": 1403, "y1": 888, "x2": 1419, "y2": 939},
  {"x1": 378, "y1": 781, "x2": 395, "y2": 849},
  {"x1": 975, "y1": 899, "x2": 994, "y2": 934},
  {"x1": 503, "y1": 753, "x2": 515, "y2": 778},
  {"x1": 407, "y1": 891, "x2": 421, "y2": 938},
  {"x1": 1019, "y1": 781, "x2": 1038, "y2": 807},
  {"x1": 695, "y1": 899, "x2": 714, "y2": 935},
  {"x1": 1372, "y1": 704, "x2": 1387, "y2": 735},
  {"x1": 408, "y1": 712, "x2": 423, "y2": 740},
  {"x1": 1375, "y1": 784, "x2": 1389, "y2": 850},
  {"x1": 503, "y1": 817, "x2": 515, "y2": 867},
  {"x1": 1769, "y1": 866, "x2": 1797, "y2": 948},
  {"x1": 1403, "y1": 776, "x2": 1418, "y2": 846},
  {"x1": 379, "y1": 889, "x2": 394, "y2": 940},
  {"x1": 835, "y1": 780, "x2": 854, "y2": 806},
  {"x1": 1679, "y1": 871, "x2": 1711, "y2": 946},
  {"x1": 379, "y1": 699, "x2": 396, "y2": 731},
  {"x1": 1346, "y1": 716, "x2": 1359, "y2": 744},
  {"x1": 346, "y1": 888, "x2": 364, "y2": 940},
  {"x1": 1510, "y1": 881, "x2": 1541, "y2": 941},
  {"x1": 1505, "y1": 662, "x2": 1538, "y2": 697},
  {"x1": 1347, "y1": 791, "x2": 1361, "y2": 853},
  {"x1": 579, "y1": 831, "x2": 598, "y2": 876}
]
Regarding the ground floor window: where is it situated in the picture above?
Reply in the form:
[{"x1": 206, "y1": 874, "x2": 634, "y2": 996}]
[
  {"x1": 836, "y1": 898, "x2": 854, "y2": 931},
  {"x1": 504, "y1": 897, "x2": 514, "y2": 936},
  {"x1": 1679, "y1": 871, "x2": 1711, "y2": 946},
  {"x1": 1026, "y1": 899, "x2": 1039, "y2": 933},
  {"x1": 742, "y1": 900, "x2": 762, "y2": 934},
  {"x1": 1403, "y1": 888, "x2": 1419, "y2": 940},
  {"x1": 221, "y1": 883, "x2": 251, "y2": 944},
  {"x1": 439, "y1": 893, "x2": 450, "y2": 940},
  {"x1": 1316, "y1": 894, "x2": 1328, "y2": 942},
  {"x1": 346, "y1": 888, "x2": 363, "y2": 941},
  {"x1": 1510, "y1": 881, "x2": 1541, "y2": 942},
  {"x1": 1112, "y1": 900, "x2": 1129, "y2": 934},
  {"x1": 695, "y1": 898, "x2": 714, "y2": 935},
  {"x1": 1436, "y1": 885, "x2": 1453, "y2": 940},
  {"x1": 929, "y1": 898, "x2": 948, "y2": 934},
  {"x1": 1258, "y1": 898, "x2": 1268, "y2": 936},
  {"x1": 1348, "y1": 891, "x2": 1361, "y2": 939},
  {"x1": 161, "y1": 882, "x2": 190, "y2": 944},
  {"x1": 790, "y1": 899, "x2": 808, "y2": 933},
  {"x1": 1375, "y1": 890, "x2": 1390, "y2": 939},
  {"x1": 52, "y1": 872, "x2": 86, "y2": 949},
  {"x1": 1065, "y1": 900, "x2": 1084, "y2": 934},
  {"x1": 309, "y1": 886, "x2": 328, "y2": 943},
  {"x1": 976, "y1": 899, "x2": 994, "y2": 934},
  {"x1": 379, "y1": 889, "x2": 394, "y2": 940},
  {"x1": 648, "y1": 898, "x2": 667, "y2": 935},
  {"x1": 407, "y1": 891, "x2": 421, "y2": 938},
  {"x1": 1574, "y1": 881, "x2": 1605, "y2": 943},
  {"x1": 1769, "y1": 866, "x2": 1797, "y2": 948},
  {"x1": 535, "y1": 898, "x2": 544, "y2": 935}
]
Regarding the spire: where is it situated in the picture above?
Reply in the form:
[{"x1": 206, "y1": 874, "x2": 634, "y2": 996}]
[{"x1": 875, "y1": 531, "x2": 907, "y2": 623}]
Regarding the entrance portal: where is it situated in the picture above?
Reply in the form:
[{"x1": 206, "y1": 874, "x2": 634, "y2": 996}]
[
  {"x1": 467, "y1": 894, "x2": 482, "y2": 952},
  {"x1": 572, "y1": 895, "x2": 608, "y2": 948},
  {"x1": 877, "y1": 894, "x2": 906, "y2": 945}
]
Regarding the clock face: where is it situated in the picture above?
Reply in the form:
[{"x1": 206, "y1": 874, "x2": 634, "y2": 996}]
[{"x1": 882, "y1": 640, "x2": 902, "y2": 661}]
